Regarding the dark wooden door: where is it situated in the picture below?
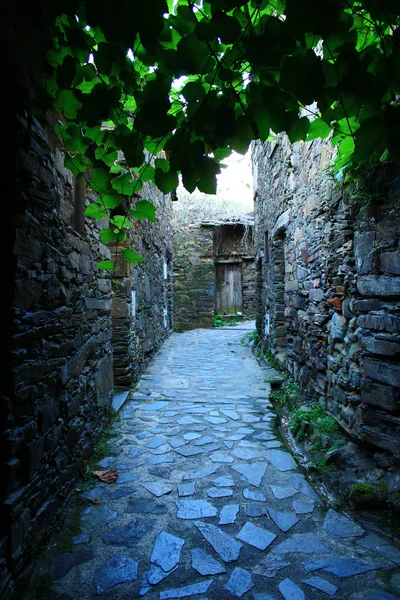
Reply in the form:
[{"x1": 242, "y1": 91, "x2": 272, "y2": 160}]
[{"x1": 215, "y1": 263, "x2": 242, "y2": 314}]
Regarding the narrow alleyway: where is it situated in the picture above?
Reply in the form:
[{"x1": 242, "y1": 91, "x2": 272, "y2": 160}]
[{"x1": 36, "y1": 325, "x2": 399, "y2": 600}]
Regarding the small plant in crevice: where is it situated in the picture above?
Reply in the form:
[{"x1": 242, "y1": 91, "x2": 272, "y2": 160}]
[{"x1": 270, "y1": 379, "x2": 300, "y2": 407}]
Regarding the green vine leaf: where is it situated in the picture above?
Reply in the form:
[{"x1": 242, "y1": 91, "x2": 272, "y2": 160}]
[
  {"x1": 122, "y1": 248, "x2": 144, "y2": 264},
  {"x1": 129, "y1": 200, "x2": 156, "y2": 222}
]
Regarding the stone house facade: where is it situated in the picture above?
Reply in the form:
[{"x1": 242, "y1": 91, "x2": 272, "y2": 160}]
[
  {"x1": 253, "y1": 134, "x2": 400, "y2": 461},
  {"x1": 173, "y1": 220, "x2": 256, "y2": 330},
  {"x1": 1, "y1": 105, "x2": 173, "y2": 597}
]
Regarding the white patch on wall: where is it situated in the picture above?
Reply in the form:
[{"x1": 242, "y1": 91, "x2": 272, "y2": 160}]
[
  {"x1": 131, "y1": 290, "x2": 136, "y2": 317},
  {"x1": 163, "y1": 307, "x2": 168, "y2": 328},
  {"x1": 264, "y1": 313, "x2": 270, "y2": 336},
  {"x1": 163, "y1": 262, "x2": 168, "y2": 280}
]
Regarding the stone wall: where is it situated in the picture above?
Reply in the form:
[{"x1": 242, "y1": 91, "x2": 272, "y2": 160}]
[
  {"x1": 1, "y1": 112, "x2": 114, "y2": 598},
  {"x1": 111, "y1": 187, "x2": 174, "y2": 388},
  {"x1": 173, "y1": 225, "x2": 215, "y2": 330},
  {"x1": 253, "y1": 134, "x2": 400, "y2": 460},
  {"x1": 2, "y1": 115, "x2": 174, "y2": 598},
  {"x1": 173, "y1": 222, "x2": 256, "y2": 331}
]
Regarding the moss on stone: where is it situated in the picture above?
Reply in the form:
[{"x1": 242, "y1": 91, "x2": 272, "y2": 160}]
[{"x1": 349, "y1": 482, "x2": 388, "y2": 506}]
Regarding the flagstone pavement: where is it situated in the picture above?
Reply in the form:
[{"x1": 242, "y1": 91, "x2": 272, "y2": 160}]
[{"x1": 34, "y1": 324, "x2": 400, "y2": 600}]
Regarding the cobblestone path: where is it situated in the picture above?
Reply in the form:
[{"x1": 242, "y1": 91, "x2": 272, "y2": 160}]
[{"x1": 40, "y1": 325, "x2": 400, "y2": 600}]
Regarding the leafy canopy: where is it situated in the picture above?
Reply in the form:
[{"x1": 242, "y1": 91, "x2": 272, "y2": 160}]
[{"x1": 34, "y1": 0, "x2": 400, "y2": 267}]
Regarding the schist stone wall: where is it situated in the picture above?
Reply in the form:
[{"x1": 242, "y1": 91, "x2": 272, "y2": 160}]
[
  {"x1": 2, "y1": 109, "x2": 174, "y2": 597},
  {"x1": 253, "y1": 134, "x2": 400, "y2": 460},
  {"x1": 111, "y1": 185, "x2": 174, "y2": 388},
  {"x1": 173, "y1": 222, "x2": 256, "y2": 331}
]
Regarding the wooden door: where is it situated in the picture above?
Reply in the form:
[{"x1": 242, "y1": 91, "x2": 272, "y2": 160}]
[{"x1": 215, "y1": 263, "x2": 242, "y2": 314}]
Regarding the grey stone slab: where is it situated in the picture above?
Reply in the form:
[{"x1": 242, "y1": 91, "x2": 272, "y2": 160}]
[
  {"x1": 232, "y1": 448, "x2": 261, "y2": 460},
  {"x1": 224, "y1": 441, "x2": 234, "y2": 449},
  {"x1": 357, "y1": 534, "x2": 400, "y2": 565},
  {"x1": 149, "y1": 443, "x2": 172, "y2": 455},
  {"x1": 253, "y1": 595, "x2": 275, "y2": 600},
  {"x1": 220, "y1": 409, "x2": 240, "y2": 420},
  {"x1": 175, "y1": 446, "x2": 204, "y2": 457},
  {"x1": 116, "y1": 472, "x2": 138, "y2": 484},
  {"x1": 194, "y1": 521, "x2": 242, "y2": 562},
  {"x1": 102, "y1": 518, "x2": 154, "y2": 547},
  {"x1": 97, "y1": 457, "x2": 116, "y2": 468},
  {"x1": 128, "y1": 447, "x2": 145, "y2": 458},
  {"x1": 112, "y1": 391, "x2": 130, "y2": 411},
  {"x1": 191, "y1": 548, "x2": 226, "y2": 575},
  {"x1": 147, "y1": 455, "x2": 175, "y2": 465},
  {"x1": 227, "y1": 434, "x2": 247, "y2": 441},
  {"x1": 109, "y1": 486, "x2": 135, "y2": 500},
  {"x1": 212, "y1": 475, "x2": 235, "y2": 487},
  {"x1": 147, "y1": 563, "x2": 178, "y2": 585},
  {"x1": 210, "y1": 452, "x2": 234, "y2": 463},
  {"x1": 115, "y1": 460, "x2": 144, "y2": 470},
  {"x1": 219, "y1": 504, "x2": 240, "y2": 525},
  {"x1": 160, "y1": 579, "x2": 213, "y2": 599},
  {"x1": 252, "y1": 555, "x2": 290, "y2": 578},
  {"x1": 150, "y1": 531, "x2": 184, "y2": 572},
  {"x1": 140, "y1": 401, "x2": 170, "y2": 411},
  {"x1": 204, "y1": 416, "x2": 227, "y2": 424},
  {"x1": 140, "y1": 481, "x2": 173, "y2": 497},
  {"x1": 125, "y1": 499, "x2": 168, "y2": 515},
  {"x1": 236, "y1": 522, "x2": 276, "y2": 551},
  {"x1": 81, "y1": 487, "x2": 105, "y2": 501},
  {"x1": 232, "y1": 462, "x2": 268, "y2": 487},
  {"x1": 176, "y1": 499, "x2": 217, "y2": 519},
  {"x1": 224, "y1": 567, "x2": 254, "y2": 598},
  {"x1": 178, "y1": 482, "x2": 197, "y2": 497},
  {"x1": 146, "y1": 436, "x2": 169, "y2": 449},
  {"x1": 243, "y1": 488, "x2": 266, "y2": 502},
  {"x1": 288, "y1": 474, "x2": 321, "y2": 503},
  {"x1": 303, "y1": 576, "x2": 338, "y2": 596},
  {"x1": 183, "y1": 465, "x2": 220, "y2": 480},
  {"x1": 203, "y1": 443, "x2": 223, "y2": 452},
  {"x1": 293, "y1": 501, "x2": 314, "y2": 514},
  {"x1": 267, "y1": 508, "x2": 299, "y2": 532},
  {"x1": 265, "y1": 440, "x2": 282, "y2": 448},
  {"x1": 323, "y1": 509, "x2": 365, "y2": 538},
  {"x1": 137, "y1": 431, "x2": 154, "y2": 440},
  {"x1": 265, "y1": 449, "x2": 298, "y2": 472},
  {"x1": 238, "y1": 440, "x2": 259, "y2": 448},
  {"x1": 195, "y1": 436, "x2": 216, "y2": 446},
  {"x1": 51, "y1": 550, "x2": 94, "y2": 581},
  {"x1": 148, "y1": 465, "x2": 173, "y2": 479},
  {"x1": 303, "y1": 558, "x2": 382, "y2": 577},
  {"x1": 270, "y1": 485, "x2": 298, "y2": 500},
  {"x1": 273, "y1": 533, "x2": 328, "y2": 554},
  {"x1": 73, "y1": 533, "x2": 90, "y2": 545},
  {"x1": 254, "y1": 432, "x2": 276, "y2": 441},
  {"x1": 278, "y1": 578, "x2": 305, "y2": 600},
  {"x1": 183, "y1": 432, "x2": 202, "y2": 441},
  {"x1": 170, "y1": 438, "x2": 187, "y2": 449},
  {"x1": 177, "y1": 416, "x2": 202, "y2": 425},
  {"x1": 207, "y1": 487, "x2": 233, "y2": 498},
  {"x1": 93, "y1": 555, "x2": 138, "y2": 595},
  {"x1": 237, "y1": 427, "x2": 254, "y2": 434},
  {"x1": 245, "y1": 504, "x2": 264, "y2": 517},
  {"x1": 165, "y1": 427, "x2": 182, "y2": 436},
  {"x1": 80, "y1": 504, "x2": 117, "y2": 532}
]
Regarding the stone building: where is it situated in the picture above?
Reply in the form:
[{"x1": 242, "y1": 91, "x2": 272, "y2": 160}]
[
  {"x1": 173, "y1": 219, "x2": 256, "y2": 330},
  {"x1": 2, "y1": 106, "x2": 173, "y2": 597},
  {"x1": 253, "y1": 134, "x2": 400, "y2": 460}
]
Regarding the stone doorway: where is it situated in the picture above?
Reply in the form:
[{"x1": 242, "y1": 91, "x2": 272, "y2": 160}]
[{"x1": 215, "y1": 261, "x2": 243, "y2": 315}]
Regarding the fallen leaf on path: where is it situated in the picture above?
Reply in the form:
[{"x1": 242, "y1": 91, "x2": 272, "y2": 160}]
[
  {"x1": 92, "y1": 469, "x2": 118, "y2": 484},
  {"x1": 89, "y1": 498, "x2": 101, "y2": 505}
]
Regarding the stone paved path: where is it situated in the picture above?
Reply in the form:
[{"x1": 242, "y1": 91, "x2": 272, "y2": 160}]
[{"x1": 42, "y1": 325, "x2": 400, "y2": 600}]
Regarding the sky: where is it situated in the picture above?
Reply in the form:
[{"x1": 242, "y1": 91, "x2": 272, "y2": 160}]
[{"x1": 216, "y1": 148, "x2": 253, "y2": 209}]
